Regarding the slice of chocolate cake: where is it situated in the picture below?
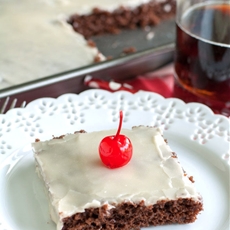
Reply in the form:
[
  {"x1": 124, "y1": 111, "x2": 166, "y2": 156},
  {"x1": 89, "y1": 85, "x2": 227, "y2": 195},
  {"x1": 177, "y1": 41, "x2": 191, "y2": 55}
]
[{"x1": 32, "y1": 126, "x2": 203, "y2": 230}]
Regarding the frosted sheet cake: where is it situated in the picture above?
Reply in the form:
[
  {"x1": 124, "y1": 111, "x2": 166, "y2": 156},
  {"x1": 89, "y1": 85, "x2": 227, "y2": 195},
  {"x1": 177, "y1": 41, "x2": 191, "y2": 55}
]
[{"x1": 0, "y1": 0, "x2": 175, "y2": 88}]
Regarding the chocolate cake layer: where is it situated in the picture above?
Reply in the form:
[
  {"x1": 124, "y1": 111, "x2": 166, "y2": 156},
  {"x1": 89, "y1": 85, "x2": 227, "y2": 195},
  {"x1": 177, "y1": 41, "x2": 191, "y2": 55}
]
[{"x1": 62, "y1": 199, "x2": 203, "y2": 230}]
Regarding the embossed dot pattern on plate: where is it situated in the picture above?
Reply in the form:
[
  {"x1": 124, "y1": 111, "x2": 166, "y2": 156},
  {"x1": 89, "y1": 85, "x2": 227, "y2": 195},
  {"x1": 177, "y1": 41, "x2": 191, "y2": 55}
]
[{"x1": 0, "y1": 90, "x2": 229, "y2": 165}]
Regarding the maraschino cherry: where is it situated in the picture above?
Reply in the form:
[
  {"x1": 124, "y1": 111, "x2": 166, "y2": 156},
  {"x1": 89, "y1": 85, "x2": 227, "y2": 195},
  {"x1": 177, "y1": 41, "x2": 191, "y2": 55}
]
[{"x1": 99, "y1": 111, "x2": 133, "y2": 169}]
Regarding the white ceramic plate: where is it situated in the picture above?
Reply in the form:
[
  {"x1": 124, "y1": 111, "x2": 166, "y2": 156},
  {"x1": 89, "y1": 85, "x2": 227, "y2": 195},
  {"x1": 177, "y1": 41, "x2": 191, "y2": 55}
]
[{"x1": 0, "y1": 89, "x2": 229, "y2": 230}]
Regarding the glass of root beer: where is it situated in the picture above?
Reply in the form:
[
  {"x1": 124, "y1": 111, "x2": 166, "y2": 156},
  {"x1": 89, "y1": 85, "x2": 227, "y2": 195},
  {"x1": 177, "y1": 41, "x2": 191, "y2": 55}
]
[{"x1": 174, "y1": 0, "x2": 230, "y2": 115}]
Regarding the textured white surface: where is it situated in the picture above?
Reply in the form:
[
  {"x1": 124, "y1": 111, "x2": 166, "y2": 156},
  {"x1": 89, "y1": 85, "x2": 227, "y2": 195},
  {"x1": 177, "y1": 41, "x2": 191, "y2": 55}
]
[
  {"x1": 0, "y1": 90, "x2": 229, "y2": 160},
  {"x1": 0, "y1": 90, "x2": 229, "y2": 230}
]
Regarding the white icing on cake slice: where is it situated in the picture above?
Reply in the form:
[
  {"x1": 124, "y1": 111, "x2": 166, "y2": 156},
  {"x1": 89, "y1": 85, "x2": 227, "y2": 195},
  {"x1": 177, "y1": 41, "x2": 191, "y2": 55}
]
[{"x1": 32, "y1": 126, "x2": 201, "y2": 230}]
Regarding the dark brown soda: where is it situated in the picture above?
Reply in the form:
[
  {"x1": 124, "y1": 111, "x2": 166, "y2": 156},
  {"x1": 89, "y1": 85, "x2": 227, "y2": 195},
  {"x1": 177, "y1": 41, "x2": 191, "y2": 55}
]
[{"x1": 175, "y1": 3, "x2": 230, "y2": 106}]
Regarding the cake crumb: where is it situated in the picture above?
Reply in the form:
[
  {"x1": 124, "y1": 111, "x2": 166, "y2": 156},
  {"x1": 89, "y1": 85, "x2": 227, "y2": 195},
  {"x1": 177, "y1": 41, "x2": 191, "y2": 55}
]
[
  {"x1": 74, "y1": 130, "x2": 87, "y2": 134},
  {"x1": 164, "y1": 3, "x2": 172, "y2": 12},
  {"x1": 172, "y1": 152, "x2": 177, "y2": 158},
  {"x1": 123, "y1": 47, "x2": 136, "y2": 54},
  {"x1": 189, "y1": 176, "x2": 195, "y2": 183},
  {"x1": 53, "y1": 135, "x2": 65, "y2": 139},
  {"x1": 106, "y1": 56, "x2": 113, "y2": 60},
  {"x1": 146, "y1": 31, "x2": 155, "y2": 40},
  {"x1": 94, "y1": 54, "x2": 101, "y2": 62},
  {"x1": 87, "y1": 39, "x2": 96, "y2": 47}
]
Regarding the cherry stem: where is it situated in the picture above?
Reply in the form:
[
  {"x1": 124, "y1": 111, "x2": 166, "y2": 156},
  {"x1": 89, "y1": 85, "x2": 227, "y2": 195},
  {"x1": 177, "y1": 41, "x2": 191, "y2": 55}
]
[{"x1": 114, "y1": 111, "x2": 123, "y2": 141}]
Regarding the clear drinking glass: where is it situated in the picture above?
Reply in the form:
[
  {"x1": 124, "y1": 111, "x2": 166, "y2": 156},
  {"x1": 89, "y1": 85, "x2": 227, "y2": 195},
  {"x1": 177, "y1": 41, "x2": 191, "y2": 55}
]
[{"x1": 174, "y1": 0, "x2": 230, "y2": 113}]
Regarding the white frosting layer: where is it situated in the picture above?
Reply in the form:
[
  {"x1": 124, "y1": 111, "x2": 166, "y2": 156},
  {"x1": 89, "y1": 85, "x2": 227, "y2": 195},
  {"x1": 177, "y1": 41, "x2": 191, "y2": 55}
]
[
  {"x1": 0, "y1": 0, "x2": 168, "y2": 88},
  {"x1": 32, "y1": 126, "x2": 201, "y2": 230}
]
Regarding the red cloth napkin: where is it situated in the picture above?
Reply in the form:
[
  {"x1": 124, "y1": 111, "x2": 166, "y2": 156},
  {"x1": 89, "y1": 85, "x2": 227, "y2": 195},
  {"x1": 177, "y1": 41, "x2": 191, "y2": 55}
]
[
  {"x1": 118, "y1": 63, "x2": 175, "y2": 98},
  {"x1": 118, "y1": 64, "x2": 229, "y2": 116},
  {"x1": 85, "y1": 63, "x2": 229, "y2": 116},
  {"x1": 122, "y1": 74, "x2": 174, "y2": 98}
]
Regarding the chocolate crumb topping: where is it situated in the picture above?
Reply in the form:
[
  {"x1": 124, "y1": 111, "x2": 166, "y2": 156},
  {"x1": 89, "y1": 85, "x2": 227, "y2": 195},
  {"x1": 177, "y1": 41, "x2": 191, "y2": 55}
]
[
  {"x1": 123, "y1": 46, "x2": 137, "y2": 54},
  {"x1": 68, "y1": 0, "x2": 176, "y2": 38}
]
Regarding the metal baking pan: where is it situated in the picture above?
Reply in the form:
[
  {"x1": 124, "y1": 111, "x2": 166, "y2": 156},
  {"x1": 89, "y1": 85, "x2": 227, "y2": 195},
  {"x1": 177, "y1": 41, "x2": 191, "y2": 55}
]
[
  {"x1": 0, "y1": 42, "x2": 175, "y2": 113},
  {"x1": 91, "y1": 19, "x2": 175, "y2": 58}
]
